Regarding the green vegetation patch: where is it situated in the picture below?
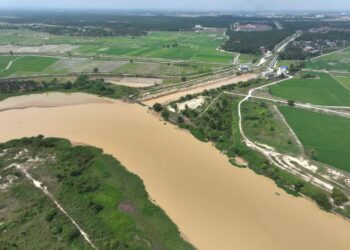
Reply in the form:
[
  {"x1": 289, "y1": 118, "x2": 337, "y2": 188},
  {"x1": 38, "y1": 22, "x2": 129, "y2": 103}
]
[
  {"x1": 305, "y1": 48, "x2": 350, "y2": 71},
  {"x1": 333, "y1": 75, "x2": 350, "y2": 91},
  {"x1": 74, "y1": 31, "x2": 232, "y2": 63},
  {"x1": 0, "y1": 56, "x2": 19, "y2": 70},
  {"x1": 0, "y1": 75, "x2": 139, "y2": 101},
  {"x1": 270, "y1": 72, "x2": 350, "y2": 106},
  {"x1": 0, "y1": 56, "x2": 59, "y2": 77},
  {"x1": 279, "y1": 106, "x2": 350, "y2": 172},
  {"x1": 0, "y1": 136, "x2": 193, "y2": 249},
  {"x1": 241, "y1": 101, "x2": 301, "y2": 155}
]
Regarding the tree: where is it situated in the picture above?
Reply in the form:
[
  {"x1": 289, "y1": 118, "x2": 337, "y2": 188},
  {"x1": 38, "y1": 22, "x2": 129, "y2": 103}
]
[
  {"x1": 9, "y1": 50, "x2": 13, "y2": 56},
  {"x1": 332, "y1": 188, "x2": 348, "y2": 206},
  {"x1": 129, "y1": 59, "x2": 134, "y2": 64},
  {"x1": 161, "y1": 110, "x2": 170, "y2": 120},
  {"x1": 287, "y1": 100, "x2": 295, "y2": 106},
  {"x1": 177, "y1": 116, "x2": 184, "y2": 123},
  {"x1": 153, "y1": 103, "x2": 163, "y2": 112},
  {"x1": 181, "y1": 76, "x2": 187, "y2": 82},
  {"x1": 93, "y1": 67, "x2": 99, "y2": 73},
  {"x1": 64, "y1": 81, "x2": 72, "y2": 89}
]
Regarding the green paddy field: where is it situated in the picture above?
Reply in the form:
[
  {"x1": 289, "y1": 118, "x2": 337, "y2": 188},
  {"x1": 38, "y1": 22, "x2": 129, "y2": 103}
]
[
  {"x1": 270, "y1": 72, "x2": 350, "y2": 106},
  {"x1": 306, "y1": 48, "x2": 350, "y2": 71},
  {"x1": 279, "y1": 106, "x2": 350, "y2": 172},
  {"x1": 0, "y1": 29, "x2": 239, "y2": 64}
]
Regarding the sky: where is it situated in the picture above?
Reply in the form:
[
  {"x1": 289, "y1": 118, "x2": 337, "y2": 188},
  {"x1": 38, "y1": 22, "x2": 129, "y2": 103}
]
[{"x1": 0, "y1": 0, "x2": 350, "y2": 11}]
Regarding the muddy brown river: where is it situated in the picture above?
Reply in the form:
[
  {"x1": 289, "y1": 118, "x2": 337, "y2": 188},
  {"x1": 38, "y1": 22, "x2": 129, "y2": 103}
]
[{"x1": 0, "y1": 92, "x2": 350, "y2": 250}]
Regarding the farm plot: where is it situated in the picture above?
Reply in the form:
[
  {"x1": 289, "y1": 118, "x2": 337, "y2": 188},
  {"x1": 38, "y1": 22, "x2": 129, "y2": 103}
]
[
  {"x1": 0, "y1": 29, "x2": 77, "y2": 46},
  {"x1": 279, "y1": 106, "x2": 350, "y2": 172},
  {"x1": 333, "y1": 75, "x2": 350, "y2": 91},
  {"x1": 0, "y1": 56, "x2": 59, "y2": 77},
  {"x1": 114, "y1": 62, "x2": 217, "y2": 76},
  {"x1": 0, "y1": 44, "x2": 78, "y2": 54},
  {"x1": 46, "y1": 58, "x2": 128, "y2": 74},
  {"x1": 270, "y1": 72, "x2": 350, "y2": 106},
  {"x1": 0, "y1": 56, "x2": 19, "y2": 70},
  {"x1": 75, "y1": 32, "x2": 233, "y2": 63},
  {"x1": 0, "y1": 29, "x2": 232, "y2": 63},
  {"x1": 306, "y1": 48, "x2": 350, "y2": 71}
]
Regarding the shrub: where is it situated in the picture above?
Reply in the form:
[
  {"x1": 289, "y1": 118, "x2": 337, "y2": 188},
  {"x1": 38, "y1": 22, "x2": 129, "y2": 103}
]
[
  {"x1": 153, "y1": 103, "x2": 163, "y2": 112},
  {"x1": 332, "y1": 188, "x2": 348, "y2": 206}
]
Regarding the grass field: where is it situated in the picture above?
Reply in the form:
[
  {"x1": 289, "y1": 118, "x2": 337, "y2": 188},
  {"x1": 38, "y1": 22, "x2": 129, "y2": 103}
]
[
  {"x1": 237, "y1": 53, "x2": 257, "y2": 64},
  {"x1": 270, "y1": 72, "x2": 350, "y2": 106},
  {"x1": 0, "y1": 29, "x2": 232, "y2": 63},
  {"x1": 0, "y1": 55, "x2": 19, "y2": 70},
  {"x1": 333, "y1": 75, "x2": 350, "y2": 91},
  {"x1": 76, "y1": 32, "x2": 233, "y2": 63},
  {"x1": 242, "y1": 100, "x2": 301, "y2": 155},
  {"x1": 279, "y1": 106, "x2": 350, "y2": 172},
  {"x1": 306, "y1": 48, "x2": 350, "y2": 71},
  {"x1": 0, "y1": 56, "x2": 59, "y2": 77},
  {"x1": 0, "y1": 54, "x2": 222, "y2": 78},
  {"x1": 277, "y1": 60, "x2": 300, "y2": 67}
]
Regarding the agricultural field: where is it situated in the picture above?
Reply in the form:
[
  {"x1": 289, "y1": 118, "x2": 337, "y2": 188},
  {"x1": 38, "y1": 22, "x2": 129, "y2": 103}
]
[
  {"x1": 306, "y1": 48, "x2": 350, "y2": 71},
  {"x1": 0, "y1": 56, "x2": 58, "y2": 77},
  {"x1": 279, "y1": 106, "x2": 350, "y2": 172},
  {"x1": 270, "y1": 72, "x2": 350, "y2": 106},
  {"x1": 76, "y1": 32, "x2": 233, "y2": 63},
  {"x1": 333, "y1": 75, "x2": 350, "y2": 91},
  {"x1": 237, "y1": 53, "x2": 257, "y2": 64},
  {"x1": 113, "y1": 61, "x2": 220, "y2": 76},
  {"x1": 0, "y1": 55, "x2": 19, "y2": 70},
  {"x1": 0, "y1": 55, "x2": 221, "y2": 78},
  {"x1": 0, "y1": 29, "x2": 233, "y2": 64}
]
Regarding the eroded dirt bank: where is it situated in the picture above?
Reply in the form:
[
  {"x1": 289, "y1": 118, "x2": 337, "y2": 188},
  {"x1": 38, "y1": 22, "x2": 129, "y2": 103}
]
[{"x1": 0, "y1": 93, "x2": 350, "y2": 250}]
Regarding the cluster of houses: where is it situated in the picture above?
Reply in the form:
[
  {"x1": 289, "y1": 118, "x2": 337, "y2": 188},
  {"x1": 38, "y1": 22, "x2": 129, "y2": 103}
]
[
  {"x1": 260, "y1": 66, "x2": 289, "y2": 79},
  {"x1": 239, "y1": 64, "x2": 289, "y2": 79},
  {"x1": 232, "y1": 22, "x2": 272, "y2": 32}
]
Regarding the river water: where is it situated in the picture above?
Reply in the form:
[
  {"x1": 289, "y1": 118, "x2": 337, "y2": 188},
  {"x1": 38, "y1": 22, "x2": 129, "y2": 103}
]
[{"x1": 0, "y1": 92, "x2": 349, "y2": 250}]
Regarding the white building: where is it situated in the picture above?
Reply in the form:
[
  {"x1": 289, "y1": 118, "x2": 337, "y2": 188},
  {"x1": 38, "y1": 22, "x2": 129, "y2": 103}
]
[
  {"x1": 277, "y1": 66, "x2": 289, "y2": 76},
  {"x1": 239, "y1": 64, "x2": 251, "y2": 73}
]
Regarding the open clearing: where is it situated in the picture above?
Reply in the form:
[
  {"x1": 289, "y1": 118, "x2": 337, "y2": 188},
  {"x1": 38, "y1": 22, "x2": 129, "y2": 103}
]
[
  {"x1": 279, "y1": 106, "x2": 350, "y2": 172},
  {"x1": 103, "y1": 76, "x2": 163, "y2": 87},
  {"x1": 306, "y1": 47, "x2": 350, "y2": 71},
  {"x1": 270, "y1": 72, "x2": 350, "y2": 106}
]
